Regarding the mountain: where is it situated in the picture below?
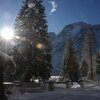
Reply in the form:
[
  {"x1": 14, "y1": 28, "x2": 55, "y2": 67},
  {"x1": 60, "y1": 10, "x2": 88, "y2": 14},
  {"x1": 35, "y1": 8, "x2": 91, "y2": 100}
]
[
  {"x1": 48, "y1": 32, "x2": 56, "y2": 41},
  {"x1": 50, "y1": 22, "x2": 100, "y2": 75}
]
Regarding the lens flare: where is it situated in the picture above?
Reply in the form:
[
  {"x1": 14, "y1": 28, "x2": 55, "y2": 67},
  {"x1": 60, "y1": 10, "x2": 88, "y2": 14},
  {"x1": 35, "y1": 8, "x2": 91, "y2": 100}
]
[{"x1": 1, "y1": 27, "x2": 15, "y2": 40}]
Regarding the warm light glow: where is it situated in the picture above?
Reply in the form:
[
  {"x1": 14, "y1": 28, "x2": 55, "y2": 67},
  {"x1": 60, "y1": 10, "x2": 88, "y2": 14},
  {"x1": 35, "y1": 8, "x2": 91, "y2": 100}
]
[
  {"x1": 36, "y1": 43, "x2": 44, "y2": 49},
  {"x1": 0, "y1": 27, "x2": 15, "y2": 40}
]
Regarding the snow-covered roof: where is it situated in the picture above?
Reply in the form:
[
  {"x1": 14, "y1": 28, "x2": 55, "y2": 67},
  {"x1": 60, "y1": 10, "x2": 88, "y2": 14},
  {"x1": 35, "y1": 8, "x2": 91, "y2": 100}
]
[{"x1": 0, "y1": 50, "x2": 16, "y2": 68}]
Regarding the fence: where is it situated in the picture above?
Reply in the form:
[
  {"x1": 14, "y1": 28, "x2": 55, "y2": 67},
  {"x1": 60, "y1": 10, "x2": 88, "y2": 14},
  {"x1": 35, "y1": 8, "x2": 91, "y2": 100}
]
[
  {"x1": 4, "y1": 82, "x2": 46, "y2": 100},
  {"x1": 21, "y1": 82, "x2": 45, "y2": 93},
  {"x1": 5, "y1": 80, "x2": 98, "y2": 100}
]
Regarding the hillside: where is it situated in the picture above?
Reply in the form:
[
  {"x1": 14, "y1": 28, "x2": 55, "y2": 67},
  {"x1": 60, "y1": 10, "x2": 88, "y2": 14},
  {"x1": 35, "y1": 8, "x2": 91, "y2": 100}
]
[{"x1": 49, "y1": 22, "x2": 100, "y2": 75}]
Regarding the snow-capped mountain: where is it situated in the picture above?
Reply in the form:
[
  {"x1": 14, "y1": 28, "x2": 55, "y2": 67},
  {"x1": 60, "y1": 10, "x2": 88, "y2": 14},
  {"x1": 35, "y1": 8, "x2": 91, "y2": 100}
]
[{"x1": 49, "y1": 22, "x2": 100, "y2": 75}]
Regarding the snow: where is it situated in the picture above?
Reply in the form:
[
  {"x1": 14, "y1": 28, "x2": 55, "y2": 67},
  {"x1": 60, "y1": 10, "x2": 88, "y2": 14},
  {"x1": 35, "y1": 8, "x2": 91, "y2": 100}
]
[
  {"x1": 10, "y1": 85, "x2": 100, "y2": 100},
  {"x1": 71, "y1": 82, "x2": 81, "y2": 88},
  {"x1": 8, "y1": 82, "x2": 100, "y2": 100},
  {"x1": 28, "y1": 3, "x2": 35, "y2": 8}
]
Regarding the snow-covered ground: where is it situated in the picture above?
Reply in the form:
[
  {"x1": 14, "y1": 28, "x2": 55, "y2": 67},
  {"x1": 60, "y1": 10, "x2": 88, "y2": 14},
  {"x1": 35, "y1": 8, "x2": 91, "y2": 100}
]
[{"x1": 9, "y1": 83, "x2": 100, "y2": 100}]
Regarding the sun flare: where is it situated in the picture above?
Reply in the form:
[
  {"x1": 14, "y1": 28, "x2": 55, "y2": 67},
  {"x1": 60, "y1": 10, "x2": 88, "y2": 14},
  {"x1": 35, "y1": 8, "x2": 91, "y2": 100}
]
[{"x1": 0, "y1": 27, "x2": 15, "y2": 40}]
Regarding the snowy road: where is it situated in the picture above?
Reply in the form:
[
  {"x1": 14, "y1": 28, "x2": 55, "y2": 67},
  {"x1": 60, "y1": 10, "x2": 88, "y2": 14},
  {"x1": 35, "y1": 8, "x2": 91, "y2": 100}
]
[{"x1": 13, "y1": 86, "x2": 100, "y2": 100}]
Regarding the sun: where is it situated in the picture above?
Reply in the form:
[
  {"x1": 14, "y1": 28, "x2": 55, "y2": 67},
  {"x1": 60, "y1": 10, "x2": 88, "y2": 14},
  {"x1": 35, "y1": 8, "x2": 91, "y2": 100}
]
[{"x1": 0, "y1": 27, "x2": 15, "y2": 40}]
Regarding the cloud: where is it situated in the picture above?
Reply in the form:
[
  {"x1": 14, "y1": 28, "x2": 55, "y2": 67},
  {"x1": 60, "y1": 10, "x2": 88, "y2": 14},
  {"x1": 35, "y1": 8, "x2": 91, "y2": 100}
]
[{"x1": 49, "y1": 0, "x2": 58, "y2": 15}]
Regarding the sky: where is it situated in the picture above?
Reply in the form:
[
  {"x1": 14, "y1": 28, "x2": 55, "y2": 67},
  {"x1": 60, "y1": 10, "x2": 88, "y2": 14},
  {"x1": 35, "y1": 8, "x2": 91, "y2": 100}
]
[{"x1": 0, "y1": 0, "x2": 100, "y2": 34}]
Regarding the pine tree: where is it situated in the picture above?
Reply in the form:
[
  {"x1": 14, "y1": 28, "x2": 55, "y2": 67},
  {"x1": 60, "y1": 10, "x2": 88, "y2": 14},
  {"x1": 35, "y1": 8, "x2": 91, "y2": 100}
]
[
  {"x1": 11, "y1": 46, "x2": 27, "y2": 81},
  {"x1": 96, "y1": 53, "x2": 100, "y2": 74},
  {"x1": 80, "y1": 60, "x2": 88, "y2": 78},
  {"x1": 14, "y1": 0, "x2": 52, "y2": 82},
  {"x1": 83, "y1": 28, "x2": 94, "y2": 79},
  {"x1": 63, "y1": 34, "x2": 80, "y2": 82}
]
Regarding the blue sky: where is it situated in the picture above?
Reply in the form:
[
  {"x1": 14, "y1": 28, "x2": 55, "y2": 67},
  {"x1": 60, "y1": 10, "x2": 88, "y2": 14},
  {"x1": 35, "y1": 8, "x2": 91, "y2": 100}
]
[{"x1": 0, "y1": 0, "x2": 100, "y2": 34}]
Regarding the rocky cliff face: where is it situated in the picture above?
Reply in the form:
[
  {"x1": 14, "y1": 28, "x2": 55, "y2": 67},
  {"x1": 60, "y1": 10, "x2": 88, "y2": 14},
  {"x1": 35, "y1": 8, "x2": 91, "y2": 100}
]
[{"x1": 48, "y1": 22, "x2": 100, "y2": 75}]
